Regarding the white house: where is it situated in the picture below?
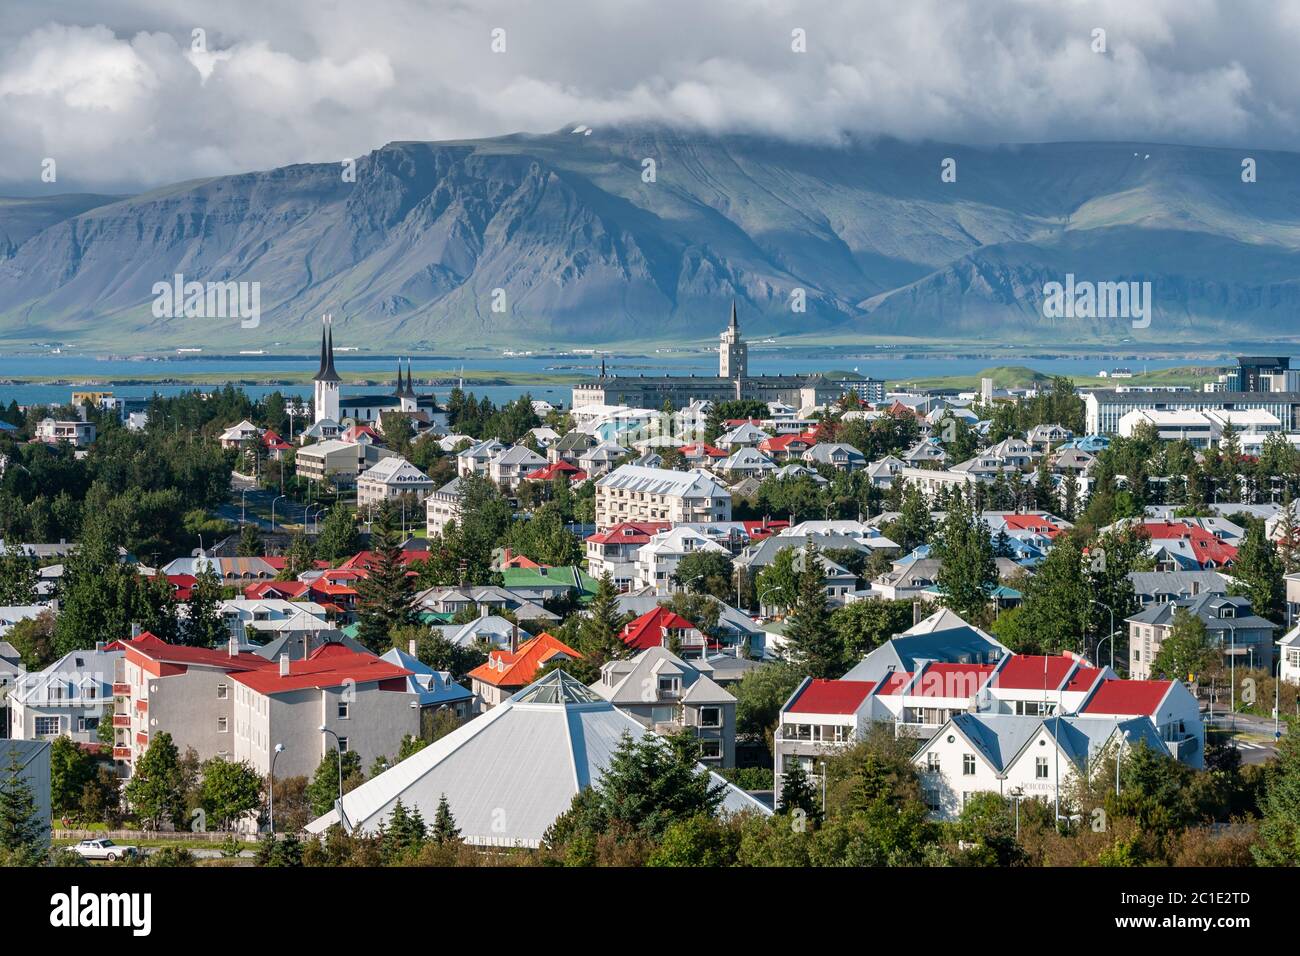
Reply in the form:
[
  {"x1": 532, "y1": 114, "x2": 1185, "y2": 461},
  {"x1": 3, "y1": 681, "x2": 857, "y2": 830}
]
[
  {"x1": 357, "y1": 456, "x2": 434, "y2": 509},
  {"x1": 634, "y1": 527, "x2": 732, "y2": 595}
]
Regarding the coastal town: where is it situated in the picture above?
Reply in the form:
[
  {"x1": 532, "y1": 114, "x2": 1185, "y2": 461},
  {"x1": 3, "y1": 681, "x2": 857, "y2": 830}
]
[{"x1": 1, "y1": 307, "x2": 1298, "y2": 870}]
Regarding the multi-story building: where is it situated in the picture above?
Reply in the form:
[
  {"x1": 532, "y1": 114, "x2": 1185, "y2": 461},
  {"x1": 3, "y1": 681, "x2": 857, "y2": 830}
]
[
  {"x1": 229, "y1": 643, "x2": 418, "y2": 778},
  {"x1": 357, "y1": 456, "x2": 434, "y2": 509},
  {"x1": 633, "y1": 526, "x2": 734, "y2": 595},
  {"x1": 585, "y1": 521, "x2": 672, "y2": 590},
  {"x1": 590, "y1": 646, "x2": 737, "y2": 765},
  {"x1": 296, "y1": 439, "x2": 394, "y2": 488},
  {"x1": 1084, "y1": 388, "x2": 1300, "y2": 435},
  {"x1": 488, "y1": 446, "x2": 548, "y2": 490},
  {"x1": 1126, "y1": 593, "x2": 1276, "y2": 680},
  {"x1": 8, "y1": 644, "x2": 121, "y2": 744},
  {"x1": 425, "y1": 477, "x2": 463, "y2": 536},
  {"x1": 115, "y1": 632, "x2": 417, "y2": 778},
  {"x1": 34, "y1": 418, "x2": 96, "y2": 448},
  {"x1": 594, "y1": 464, "x2": 732, "y2": 531}
]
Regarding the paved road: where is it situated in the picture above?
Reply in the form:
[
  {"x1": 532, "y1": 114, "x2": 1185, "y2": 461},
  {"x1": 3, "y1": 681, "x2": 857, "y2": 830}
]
[
  {"x1": 1205, "y1": 711, "x2": 1287, "y2": 765},
  {"x1": 221, "y1": 478, "x2": 332, "y2": 532}
]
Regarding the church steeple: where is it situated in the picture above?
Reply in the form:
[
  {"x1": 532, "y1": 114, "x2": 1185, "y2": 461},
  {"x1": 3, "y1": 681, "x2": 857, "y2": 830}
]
[
  {"x1": 729, "y1": 298, "x2": 738, "y2": 332},
  {"x1": 314, "y1": 314, "x2": 341, "y2": 384},
  {"x1": 312, "y1": 313, "x2": 342, "y2": 424},
  {"x1": 719, "y1": 300, "x2": 747, "y2": 380}
]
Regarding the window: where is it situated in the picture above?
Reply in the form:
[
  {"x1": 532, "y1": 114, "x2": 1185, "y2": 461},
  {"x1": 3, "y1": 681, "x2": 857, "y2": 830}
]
[
  {"x1": 926, "y1": 752, "x2": 940, "y2": 771},
  {"x1": 1036, "y1": 756, "x2": 1049, "y2": 779},
  {"x1": 338, "y1": 702, "x2": 350, "y2": 719},
  {"x1": 216, "y1": 683, "x2": 228, "y2": 699},
  {"x1": 962, "y1": 754, "x2": 976, "y2": 776},
  {"x1": 923, "y1": 789, "x2": 941, "y2": 813},
  {"x1": 698, "y1": 706, "x2": 721, "y2": 728},
  {"x1": 35, "y1": 716, "x2": 60, "y2": 736},
  {"x1": 699, "y1": 739, "x2": 721, "y2": 759},
  {"x1": 337, "y1": 736, "x2": 350, "y2": 753},
  {"x1": 217, "y1": 717, "x2": 228, "y2": 733}
]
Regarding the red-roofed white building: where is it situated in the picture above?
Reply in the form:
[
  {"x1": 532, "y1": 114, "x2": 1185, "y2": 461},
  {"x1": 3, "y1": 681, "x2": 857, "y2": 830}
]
[{"x1": 585, "y1": 521, "x2": 672, "y2": 590}]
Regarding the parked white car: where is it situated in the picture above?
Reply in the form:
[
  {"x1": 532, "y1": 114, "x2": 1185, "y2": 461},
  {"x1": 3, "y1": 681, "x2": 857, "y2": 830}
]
[{"x1": 71, "y1": 838, "x2": 139, "y2": 861}]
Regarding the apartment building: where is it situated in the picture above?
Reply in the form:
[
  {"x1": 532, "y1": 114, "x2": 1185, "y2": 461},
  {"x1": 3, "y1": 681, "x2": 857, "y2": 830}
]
[
  {"x1": 584, "y1": 521, "x2": 672, "y2": 590},
  {"x1": 229, "y1": 643, "x2": 418, "y2": 778},
  {"x1": 357, "y1": 456, "x2": 434, "y2": 509},
  {"x1": 296, "y1": 439, "x2": 394, "y2": 488},
  {"x1": 594, "y1": 465, "x2": 732, "y2": 531},
  {"x1": 1126, "y1": 593, "x2": 1276, "y2": 680}
]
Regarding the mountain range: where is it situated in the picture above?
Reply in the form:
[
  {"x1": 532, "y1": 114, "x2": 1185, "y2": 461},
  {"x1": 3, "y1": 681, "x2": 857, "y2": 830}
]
[{"x1": 2, "y1": 128, "x2": 1300, "y2": 349}]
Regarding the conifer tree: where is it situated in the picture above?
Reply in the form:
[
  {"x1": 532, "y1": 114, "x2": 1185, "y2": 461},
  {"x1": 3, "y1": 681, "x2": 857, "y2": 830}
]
[
  {"x1": 784, "y1": 543, "x2": 842, "y2": 679},
  {"x1": 355, "y1": 499, "x2": 415, "y2": 652},
  {"x1": 777, "y1": 761, "x2": 822, "y2": 825},
  {"x1": 0, "y1": 750, "x2": 47, "y2": 863},
  {"x1": 432, "y1": 793, "x2": 462, "y2": 844}
]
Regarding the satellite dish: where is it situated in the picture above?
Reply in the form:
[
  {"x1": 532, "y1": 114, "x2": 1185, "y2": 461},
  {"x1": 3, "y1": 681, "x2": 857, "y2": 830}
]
[{"x1": 341, "y1": 417, "x2": 357, "y2": 429}]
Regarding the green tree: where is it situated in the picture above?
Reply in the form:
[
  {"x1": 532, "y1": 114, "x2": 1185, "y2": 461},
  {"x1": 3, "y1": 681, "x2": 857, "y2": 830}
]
[
  {"x1": 574, "y1": 571, "x2": 631, "y2": 674},
  {"x1": 182, "y1": 566, "x2": 227, "y2": 648},
  {"x1": 355, "y1": 499, "x2": 415, "y2": 652},
  {"x1": 315, "y1": 506, "x2": 361, "y2": 563},
  {"x1": 123, "y1": 732, "x2": 187, "y2": 830},
  {"x1": 755, "y1": 546, "x2": 801, "y2": 613},
  {"x1": 1151, "y1": 607, "x2": 1217, "y2": 682},
  {"x1": 306, "y1": 749, "x2": 363, "y2": 818},
  {"x1": 236, "y1": 523, "x2": 264, "y2": 557},
  {"x1": 646, "y1": 814, "x2": 740, "y2": 867},
  {"x1": 782, "y1": 544, "x2": 842, "y2": 679},
  {"x1": 49, "y1": 735, "x2": 97, "y2": 816},
  {"x1": 1254, "y1": 718, "x2": 1300, "y2": 866},
  {"x1": 0, "y1": 545, "x2": 37, "y2": 605},
  {"x1": 672, "y1": 549, "x2": 735, "y2": 601},
  {"x1": 544, "y1": 732, "x2": 726, "y2": 846},
  {"x1": 0, "y1": 750, "x2": 47, "y2": 864},
  {"x1": 829, "y1": 599, "x2": 913, "y2": 661},
  {"x1": 931, "y1": 492, "x2": 997, "y2": 622},
  {"x1": 777, "y1": 762, "x2": 822, "y2": 825},
  {"x1": 1014, "y1": 531, "x2": 1090, "y2": 654},
  {"x1": 1228, "y1": 522, "x2": 1285, "y2": 624},
  {"x1": 431, "y1": 793, "x2": 462, "y2": 844},
  {"x1": 6, "y1": 610, "x2": 57, "y2": 670},
  {"x1": 956, "y1": 791, "x2": 1026, "y2": 866},
  {"x1": 199, "y1": 757, "x2": 264, "y2": 831}
]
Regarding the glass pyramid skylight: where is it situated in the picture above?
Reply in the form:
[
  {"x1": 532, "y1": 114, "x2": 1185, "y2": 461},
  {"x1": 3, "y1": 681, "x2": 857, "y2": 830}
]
[{"x1": 512, "y1": 669, "x2": 603, "y2": 705}]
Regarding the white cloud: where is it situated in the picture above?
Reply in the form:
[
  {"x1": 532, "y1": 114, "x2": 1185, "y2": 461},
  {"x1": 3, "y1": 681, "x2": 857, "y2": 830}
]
[{"x1": 0, "y1": 0, "x2": 1297, "y2": 191}]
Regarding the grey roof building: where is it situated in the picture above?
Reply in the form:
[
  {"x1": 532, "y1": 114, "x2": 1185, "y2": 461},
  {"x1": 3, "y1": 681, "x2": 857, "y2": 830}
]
[
  {"x1": 843, "y1": 608, "x2": 1008, "y2": 682},
  {"x1": 1126, "y1": 593, "x2": 1276, "y2": 679},
  {"x1": 306, "y1": 670, "x2": 769, "y2": 845},
  {"x1": 590, "y1": 646, "x2": 737, "y2": 765}
]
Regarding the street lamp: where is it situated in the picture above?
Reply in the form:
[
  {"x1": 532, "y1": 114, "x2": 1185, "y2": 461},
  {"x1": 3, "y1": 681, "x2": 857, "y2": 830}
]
[
  {"x1": 1090, "y1": 599, "x2": 1116, "y2": 670},
  {"x1": 819, "y1": 759, "x2": 827, "y2": 817},
  {"x1": 270, "y1": 494, "x2": 286, "y2": 532},
  {"x1": 1008, "y1": 785, "x2": 1024, "y2": 839},
  {"x1": 318, "y1": 725, "x2": 350, "y2": 833},
  {"x1": 240, "y1": 488, "x2": 249, "y2": 526},
  {"x1": 268, "y1": 743, "x2": 285, "y2": 835}
]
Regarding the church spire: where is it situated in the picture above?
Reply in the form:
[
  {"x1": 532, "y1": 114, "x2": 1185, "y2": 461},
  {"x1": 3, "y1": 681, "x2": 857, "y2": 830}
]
[
  {"x1": 313, "y1": 314, "x2": 341, "y2": 383},
  {"x1": 729, "y1": 298, "x2": 738, "y2": 332}
]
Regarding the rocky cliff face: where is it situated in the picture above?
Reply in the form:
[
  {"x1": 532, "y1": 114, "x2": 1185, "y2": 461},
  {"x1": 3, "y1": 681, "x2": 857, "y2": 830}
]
[{"x1": 2, "y1": 129, "x2": 1299, "y2": 347}]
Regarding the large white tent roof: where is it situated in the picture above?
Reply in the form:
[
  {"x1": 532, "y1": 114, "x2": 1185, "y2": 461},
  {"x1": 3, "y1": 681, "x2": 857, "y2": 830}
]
[{"x1": 306, "y1": 671, "x2": 769, "y2": 846}]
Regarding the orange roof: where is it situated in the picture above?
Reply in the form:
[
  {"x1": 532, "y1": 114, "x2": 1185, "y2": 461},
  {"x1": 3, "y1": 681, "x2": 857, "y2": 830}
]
[{"x1": 467, "y1": 632, "x2": 584, "y2": 688}]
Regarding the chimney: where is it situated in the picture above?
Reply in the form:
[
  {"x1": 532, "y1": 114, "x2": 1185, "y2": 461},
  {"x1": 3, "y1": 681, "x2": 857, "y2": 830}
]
[
  {"x1": 95, "y1": 641, "x2": 105, "y2": 651},
  {"x1": 279, "y1": 654, "x2": 290, "y2": 677},
  {"x1": 303, "y1": 630, "x2": 312, "y2": 659},
  {"x1": 130, "y1": 623, "x2": 141, "y2": 638},
  {"x1": 510, "y1": 623, "x2": 519, "y2": 654},
  {"x1": 408, "y1": 638, "x2": 418, "y2": 657},
  {"x1": 228, "y1": 635, "x2": 239, "y2": 657},
  {"x1": 912, "y1": 600, "x2": 923, "y2": 626}
]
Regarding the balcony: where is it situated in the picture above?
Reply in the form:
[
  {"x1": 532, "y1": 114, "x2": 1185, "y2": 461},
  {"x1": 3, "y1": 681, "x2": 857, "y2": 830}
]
[
  {"x1": 112, "y1": 746, "x2": 132, "y2": 760},
  {"x1": 112, "y1": 683, "x2": 131, "y2": 695},
  {"x1": 112, "y1": 715, "x2": 130, "y2": 728}
]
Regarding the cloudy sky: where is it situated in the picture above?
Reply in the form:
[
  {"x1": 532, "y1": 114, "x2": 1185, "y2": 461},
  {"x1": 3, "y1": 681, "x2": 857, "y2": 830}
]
[{"x1": 2, "y1": 0, "x2": 1298, "y2": 193}]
